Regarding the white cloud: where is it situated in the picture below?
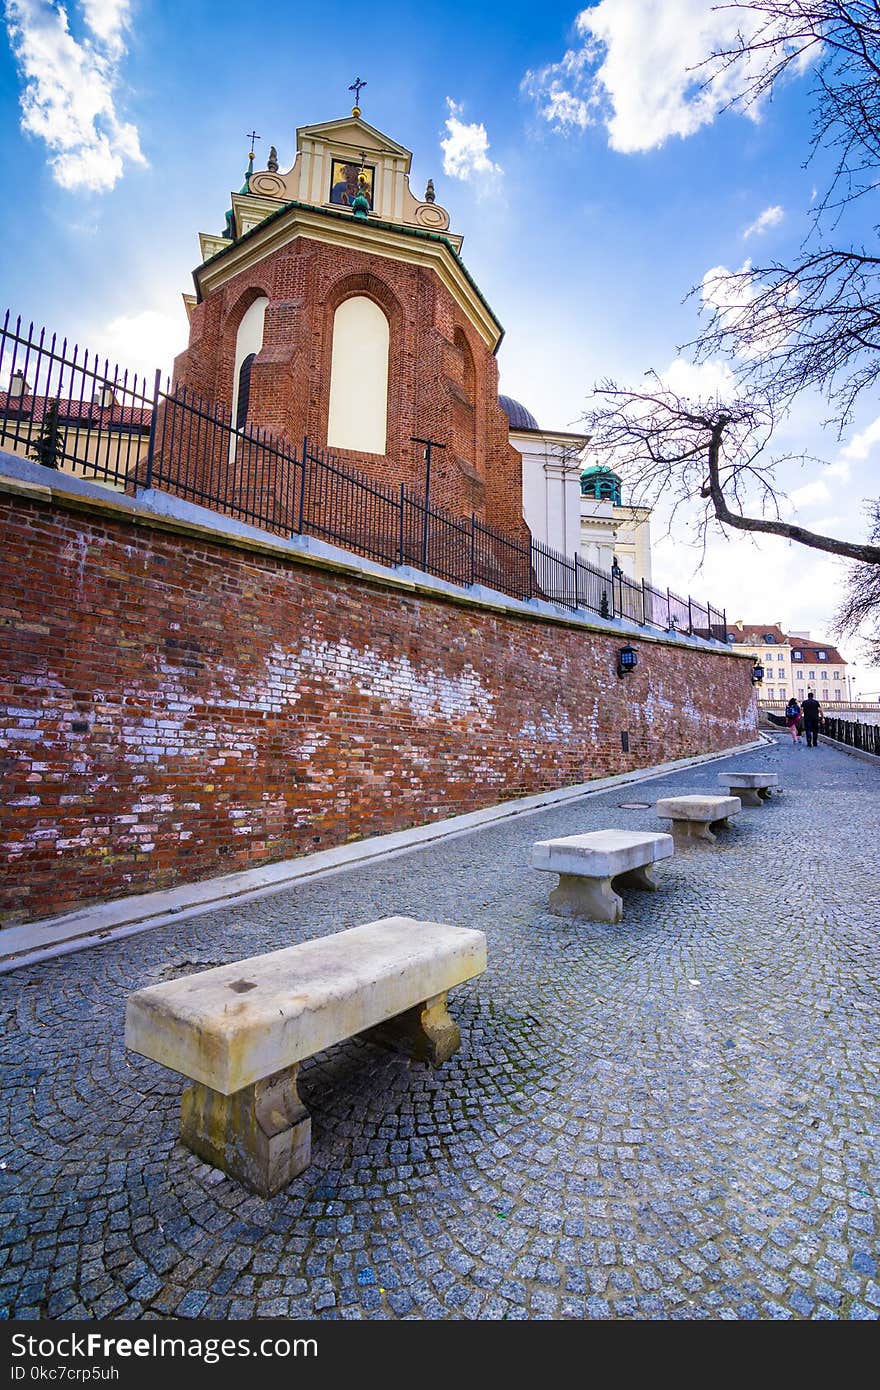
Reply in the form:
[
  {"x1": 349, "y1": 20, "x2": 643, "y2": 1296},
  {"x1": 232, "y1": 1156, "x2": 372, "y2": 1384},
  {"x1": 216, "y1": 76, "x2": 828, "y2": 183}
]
[
  {"x1": 786, "y1": 478, "x2": 831, "y2": 509},
  {"x1": 701, "y1": 259, "x2": 794, "y2": 360},
  {"x1": 839, "y1": 414, "x2": 880, "y2": 463},
  {"x1": 440, "y1": 98, "x2": 502, "y2": 181},
  {"x1": 743, "y1": 204, "x2": 784, "y2": 238},
  {"x1": 522, "y1": 0, "x2": 812, "y2": 153},
  {"x1": 660, "y1": 356, "x2": 737, "y2": 400},
  {"x1": 93, "y1": 309, "x2": 188, "y2": 383},
  {"x1": 4, "y1": 0, "x2": 144, "y2": 192}
]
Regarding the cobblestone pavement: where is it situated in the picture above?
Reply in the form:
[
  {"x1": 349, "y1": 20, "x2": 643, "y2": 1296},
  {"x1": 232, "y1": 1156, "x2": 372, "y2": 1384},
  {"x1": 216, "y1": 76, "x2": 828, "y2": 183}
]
[{"x1": 1, "y1": 736, "x2": 878, "y2": 1322}]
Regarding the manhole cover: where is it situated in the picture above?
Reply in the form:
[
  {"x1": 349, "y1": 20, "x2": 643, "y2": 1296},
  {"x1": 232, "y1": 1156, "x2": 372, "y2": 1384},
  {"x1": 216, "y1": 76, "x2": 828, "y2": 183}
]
[{"x1": 618, "y1": 801, "x2": 651, "y2": 809}]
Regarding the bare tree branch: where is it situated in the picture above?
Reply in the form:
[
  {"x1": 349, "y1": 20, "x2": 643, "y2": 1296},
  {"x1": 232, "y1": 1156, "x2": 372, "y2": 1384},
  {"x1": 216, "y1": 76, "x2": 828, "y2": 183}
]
[{"x1": 583, "y1": 378, "x2": 880, "y2": 564}]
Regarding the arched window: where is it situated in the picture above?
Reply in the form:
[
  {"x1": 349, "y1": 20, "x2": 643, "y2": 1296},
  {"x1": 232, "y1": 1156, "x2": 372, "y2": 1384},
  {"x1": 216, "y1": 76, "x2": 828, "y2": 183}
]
[
  {"x1": 235, "y1": 353, "x2": 255, "y2": 429},
  {"x1": 452, "y1": 326, "x2": 476, "y2": 470},
  {"x1": 230, "y1": 296, "x2": 267, "y2": 434},
  {"x1": 327, "y1": 296, "x2": 389, "y2": 455}
]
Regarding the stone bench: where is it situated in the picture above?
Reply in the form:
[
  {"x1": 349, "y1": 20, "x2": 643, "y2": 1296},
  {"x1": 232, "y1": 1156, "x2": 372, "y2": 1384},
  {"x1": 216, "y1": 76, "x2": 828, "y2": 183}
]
[
  {"x1": 717, "y1": 771, "x2": 779, "y2": 806},
  {"x1": 655, "y1": 794, "x2": 741, "y2": 847},
  {"x1": 530, "y1": 829, "x2": 674, "y2": 924},
  {"x1": 124, "y1": 916, "x2": 487, "y2": 1196}
]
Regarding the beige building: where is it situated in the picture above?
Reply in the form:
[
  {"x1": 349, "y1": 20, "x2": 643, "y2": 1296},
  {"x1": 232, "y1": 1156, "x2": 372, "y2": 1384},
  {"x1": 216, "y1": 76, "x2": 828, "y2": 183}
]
[
  {"x1": 0, "y1": 372, "x2": 149, "y2": 492},
  {"x1": 500, "y1": 395, "x2": 653, "y2": 582},
  {"x1": 726, "y1": 622, "x2": 852, "y2": 704}
]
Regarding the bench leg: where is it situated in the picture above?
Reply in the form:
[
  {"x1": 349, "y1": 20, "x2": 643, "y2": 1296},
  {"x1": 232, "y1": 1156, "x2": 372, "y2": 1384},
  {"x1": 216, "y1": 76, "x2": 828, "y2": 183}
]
[
  {"x1": 665, "y1": 817, "x2": 716, "y2": 847},
  {"x1": 548, "y1": 872, "x2": 623, "y2": 924},
  {"x1": 363, "y1": 991, "x2": 461, "y2": 1067},
  {"x1": 180, "y1": 1063, "x2": 311, "y2": 1197},
  {"x1": 731, "y1": 787, "x2": 763, "y2": 807},
  {"x1": 757, "y1": 786, "x2": 772, "y2": 800},
  {"x1": 612, "y1": 863, "x2": 659, "y2": 893}
]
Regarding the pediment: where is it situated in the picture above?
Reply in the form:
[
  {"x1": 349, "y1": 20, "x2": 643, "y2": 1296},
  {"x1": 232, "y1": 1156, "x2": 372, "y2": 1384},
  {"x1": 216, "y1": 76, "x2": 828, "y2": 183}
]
[{"x1": 297, "y1": 117, "x2": 411, "y2": 166}]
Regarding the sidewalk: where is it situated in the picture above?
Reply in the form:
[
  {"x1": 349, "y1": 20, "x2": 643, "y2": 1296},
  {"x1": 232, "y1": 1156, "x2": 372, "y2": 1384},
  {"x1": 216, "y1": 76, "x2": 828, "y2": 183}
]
[{"x1": 1, "y1": 734, "x2": 877, "y2": 1321}]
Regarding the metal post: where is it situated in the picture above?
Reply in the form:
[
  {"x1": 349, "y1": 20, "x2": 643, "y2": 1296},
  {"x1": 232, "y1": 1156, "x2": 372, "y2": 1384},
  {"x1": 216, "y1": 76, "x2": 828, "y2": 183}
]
[
  {"x1": 470, "y1": 514, "x2": 476, "y2": 587},
  {"x1": 641, "y1": 577, "x2": 648, "y2": 626},
  {"x1": 687, "y1": 595, "x2": 693, "y2": 636},
  {"x1": 399, "y1": 483, "x2": 406, "y2": 567},
  {"x1": 411, "y1": 436, "x2": 445, "y2": 575},
  {"x1": 143, "y1": 368, "x2": 162, "y2": 491},
  {"x1": 297, "y1": 435, "x2": 308, "y2": 534}
]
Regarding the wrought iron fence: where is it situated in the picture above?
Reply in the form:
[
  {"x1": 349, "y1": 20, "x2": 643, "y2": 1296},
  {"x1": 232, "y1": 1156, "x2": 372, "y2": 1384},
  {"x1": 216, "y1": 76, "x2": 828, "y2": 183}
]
[
  {"x1": 1, "y1": 310, "x2": 729, "y2": 640},
  {"x1": 821, "y1": 717, "x2": 880, "y2": 756}
]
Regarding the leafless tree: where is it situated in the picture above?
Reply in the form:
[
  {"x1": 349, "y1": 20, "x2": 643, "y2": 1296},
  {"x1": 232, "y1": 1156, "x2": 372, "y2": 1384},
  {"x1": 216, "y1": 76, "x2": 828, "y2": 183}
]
[
  {"x1": 584, "y1": 375, "x2": 880, "y2": 563},
  {"x1": 584, "y1": 1, "x2": 880, "y2": 585},
  {"x1": 834, "y1": 501, "x2": 880, "y2": 659}
]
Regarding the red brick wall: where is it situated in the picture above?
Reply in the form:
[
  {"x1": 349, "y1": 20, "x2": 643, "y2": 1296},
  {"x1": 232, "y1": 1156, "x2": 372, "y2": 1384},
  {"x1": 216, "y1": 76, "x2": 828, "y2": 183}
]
[
  {"x1": 0, "y1": 488, "x2": 757, "y2": 925},
  {"x1": 174, "y1": 236, "x2": 529, "y2": 540}
]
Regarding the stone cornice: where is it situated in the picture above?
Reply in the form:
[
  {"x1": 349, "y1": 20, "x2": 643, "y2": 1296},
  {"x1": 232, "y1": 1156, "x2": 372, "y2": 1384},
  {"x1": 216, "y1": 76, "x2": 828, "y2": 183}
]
[{"x1": 194, "y1": 200, "x2": 504, "y2": 352}]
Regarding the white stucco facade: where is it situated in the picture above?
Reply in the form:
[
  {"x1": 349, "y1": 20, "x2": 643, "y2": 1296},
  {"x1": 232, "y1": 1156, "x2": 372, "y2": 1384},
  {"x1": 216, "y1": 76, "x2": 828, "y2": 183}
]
[{"x1": 512, "y1": 427, "x2": 585, "y2": 558}]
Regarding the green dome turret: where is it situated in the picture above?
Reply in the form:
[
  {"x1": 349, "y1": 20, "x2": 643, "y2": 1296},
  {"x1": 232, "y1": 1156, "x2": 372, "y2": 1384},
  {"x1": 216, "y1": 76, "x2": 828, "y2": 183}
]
[{"x1": 580, "y1": 464, "x2": 621, "y2": 505}]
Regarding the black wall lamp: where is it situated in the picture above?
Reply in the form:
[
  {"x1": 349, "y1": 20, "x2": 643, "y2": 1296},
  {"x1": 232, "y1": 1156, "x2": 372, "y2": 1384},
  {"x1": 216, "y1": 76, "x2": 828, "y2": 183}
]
[
  {"x1": 751, "y1": 661, "x2": 765, "y2": 685},
  {"x1": 617, "y1": 644, "x2": 638, "y2": 679}
]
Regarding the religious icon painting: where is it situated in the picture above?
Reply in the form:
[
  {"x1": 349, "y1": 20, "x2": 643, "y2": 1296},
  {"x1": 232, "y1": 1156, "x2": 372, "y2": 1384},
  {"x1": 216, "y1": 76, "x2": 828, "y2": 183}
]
[{"x1": 329, "y1": 159, "x2": 374, "y2": 208}]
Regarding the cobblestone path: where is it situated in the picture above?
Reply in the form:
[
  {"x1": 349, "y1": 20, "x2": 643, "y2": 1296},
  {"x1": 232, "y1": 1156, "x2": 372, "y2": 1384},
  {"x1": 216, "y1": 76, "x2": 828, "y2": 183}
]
[{"x1": 1, "y1": 735, "x2": 877, "y2": 1320}]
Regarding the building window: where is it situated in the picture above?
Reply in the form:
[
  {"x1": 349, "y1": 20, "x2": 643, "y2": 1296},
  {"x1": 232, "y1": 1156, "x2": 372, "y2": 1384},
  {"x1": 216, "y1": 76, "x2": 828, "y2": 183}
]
[
  {"x1": 817, "y1": 650, "x2": 827, "y2": 660},
  {"x1": 230, "y1": 295, "x2": 268, "y2": 449},
  {"x1": 327, "y1": 296, "x2": 389, "y2": 455},
  {"x1": 833, "y1": 671, "x2": 841, "y2": 679},
  {"x1": 796, "y1": 671, "x2": 804, "y2": 680},
  {"x1": 235, "y1": 354, "x2": 255, "y2": 430},
  {"x1": 793, "y1": 650, "x2": 802, "y2": 660},
  {"x1": 762, "y1": 634, "x2": 776, "y2": 643},
  {"x1": 821, "y1": 670, "x2": 828, "y2": 679}
]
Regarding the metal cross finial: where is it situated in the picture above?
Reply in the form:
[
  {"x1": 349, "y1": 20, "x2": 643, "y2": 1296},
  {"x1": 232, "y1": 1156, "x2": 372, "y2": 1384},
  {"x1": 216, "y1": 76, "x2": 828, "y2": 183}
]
[
  {"x1": 348, "y1": 77, "x2": 366, "y2": 107},
  {"x1": 246, "y1": 130, "x2": 261, "y2": 156}
]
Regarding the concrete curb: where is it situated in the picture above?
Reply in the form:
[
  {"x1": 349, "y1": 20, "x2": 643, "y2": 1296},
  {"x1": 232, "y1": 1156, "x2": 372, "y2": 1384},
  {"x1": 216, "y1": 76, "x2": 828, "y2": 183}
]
[
  {"x1": 818, "y1": 735, "x2": 880, "y2": 766},
  {"x1": 0, "y1": 738, "x2": 768, "y2": 973}
]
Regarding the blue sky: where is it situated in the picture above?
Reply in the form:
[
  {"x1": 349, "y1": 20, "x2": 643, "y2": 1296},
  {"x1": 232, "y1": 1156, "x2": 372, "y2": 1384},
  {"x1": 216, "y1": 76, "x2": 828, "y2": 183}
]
[{"x1": 2, "y1": 0, "x2": 879, "y2": 696}]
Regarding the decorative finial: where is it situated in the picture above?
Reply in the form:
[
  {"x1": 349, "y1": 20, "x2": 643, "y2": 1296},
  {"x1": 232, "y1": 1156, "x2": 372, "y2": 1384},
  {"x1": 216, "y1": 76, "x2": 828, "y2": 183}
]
[
  {"x1": 267, "y1": 145, "x2": 278, "y2": 173},
  {"x1": 425, "y1": 178, "x2": 435, "y2": 204},
  {"x1": 348, "y1": 76, "x2": 366, "y2": 117},
  {"x1": 244, "y1": 130, "x2": 260, "y2": 189}
]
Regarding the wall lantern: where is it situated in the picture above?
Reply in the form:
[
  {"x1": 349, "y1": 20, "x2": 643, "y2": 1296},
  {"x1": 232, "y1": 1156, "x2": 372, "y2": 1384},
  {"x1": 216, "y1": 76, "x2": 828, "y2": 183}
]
[
  {"x1": 752, "y1": 662, "x2": 765, "y2": 685},
  {"x1": 617, "y1": 644, "x2": 638, "y2": 679}
]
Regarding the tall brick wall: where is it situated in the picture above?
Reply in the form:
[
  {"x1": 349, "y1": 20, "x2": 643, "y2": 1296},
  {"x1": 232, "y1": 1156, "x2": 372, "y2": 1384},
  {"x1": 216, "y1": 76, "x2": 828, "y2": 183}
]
[
  {"x1": 175, "y1": 236, "x2": 528, "y2": 540},
  {"x1": 0, "y1": 485, "x2": 757, "y2": 925}
]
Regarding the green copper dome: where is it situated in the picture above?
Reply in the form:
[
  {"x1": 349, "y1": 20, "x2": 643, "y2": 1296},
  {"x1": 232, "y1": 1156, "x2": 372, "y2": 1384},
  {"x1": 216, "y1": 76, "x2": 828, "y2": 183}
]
[{"x1": 580, "y1": 464, "x2": 622, "y2": 505}]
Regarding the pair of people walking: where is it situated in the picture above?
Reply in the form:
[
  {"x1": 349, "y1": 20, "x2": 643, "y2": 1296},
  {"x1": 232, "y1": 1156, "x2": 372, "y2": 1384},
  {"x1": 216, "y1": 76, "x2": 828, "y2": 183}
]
[{"x1": 784, "y1": 692, "x2": 821, "y2": 747}]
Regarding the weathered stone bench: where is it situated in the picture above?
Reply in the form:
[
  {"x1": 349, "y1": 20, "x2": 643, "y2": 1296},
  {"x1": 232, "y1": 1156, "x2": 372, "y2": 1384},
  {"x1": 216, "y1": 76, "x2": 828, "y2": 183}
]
[
  {"x1": 717, "y1": 771, "x2": 779, "y2": 806},
  {"x1": 655, "y1": 794, "x2": 741, "y2": 847},
  {"x1": 530, "y1": 829, "x2": 674, "y2": 924},
  {"x1": 124, "y1": 916, "x2": 487, "y2": 1196}
]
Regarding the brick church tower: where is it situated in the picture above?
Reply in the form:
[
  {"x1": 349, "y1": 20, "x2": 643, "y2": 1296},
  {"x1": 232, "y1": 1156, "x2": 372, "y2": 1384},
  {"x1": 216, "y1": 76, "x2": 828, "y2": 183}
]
[{"x1": 172, "y1": 98, "x2": 528, "y2": 542}]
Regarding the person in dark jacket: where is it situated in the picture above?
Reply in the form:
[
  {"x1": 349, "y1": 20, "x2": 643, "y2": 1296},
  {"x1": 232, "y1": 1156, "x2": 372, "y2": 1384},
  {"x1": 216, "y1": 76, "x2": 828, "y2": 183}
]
[{"x1": 801, "y1": 691, "x2": 822, "y2": 747}]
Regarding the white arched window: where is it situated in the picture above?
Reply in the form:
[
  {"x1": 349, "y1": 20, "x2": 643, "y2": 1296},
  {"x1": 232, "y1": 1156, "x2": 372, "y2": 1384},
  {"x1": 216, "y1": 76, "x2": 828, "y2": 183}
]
[
  {"x1": 230, "y1": 296, "x2": 267, "y2": 434},
  {"x1": 327, "y1": 296, "x2": 389, "y2": 455}
]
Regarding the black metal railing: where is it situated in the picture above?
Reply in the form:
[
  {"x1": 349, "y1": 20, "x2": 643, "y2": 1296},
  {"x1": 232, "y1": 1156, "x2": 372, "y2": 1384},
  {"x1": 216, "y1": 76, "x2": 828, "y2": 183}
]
[
  {"x1": 821, "y1": 717, "x2": 880, "y2": 756},
  {"x1": 0, "y1": 310, "x2": 730, "y2": 640}
]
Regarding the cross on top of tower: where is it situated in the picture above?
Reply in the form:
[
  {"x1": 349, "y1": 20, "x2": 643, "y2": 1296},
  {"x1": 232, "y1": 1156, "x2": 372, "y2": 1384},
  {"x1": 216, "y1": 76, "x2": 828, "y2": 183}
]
[
  {"x1": 348, "y1": 77, "x2": 366, "y2": 115},
  {"x1": 246, "y1": 130, "x2": 261, "y2": 158}
]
